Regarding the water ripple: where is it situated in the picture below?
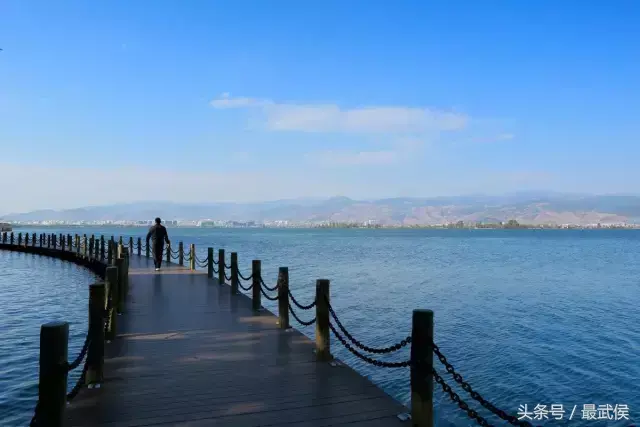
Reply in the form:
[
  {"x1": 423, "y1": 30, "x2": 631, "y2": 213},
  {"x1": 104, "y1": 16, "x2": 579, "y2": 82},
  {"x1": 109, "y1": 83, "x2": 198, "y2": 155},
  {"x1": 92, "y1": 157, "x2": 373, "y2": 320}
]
[
  {"x1": 2, "y1": 228, "x2": 639, "y2": 426},
  {"x1": 0, "y1": 250, "x2": 96, "y2": 426}
]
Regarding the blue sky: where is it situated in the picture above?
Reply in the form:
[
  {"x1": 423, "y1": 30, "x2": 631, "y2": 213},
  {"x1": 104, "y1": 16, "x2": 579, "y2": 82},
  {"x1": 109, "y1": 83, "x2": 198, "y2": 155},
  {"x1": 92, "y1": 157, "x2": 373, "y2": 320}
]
[{"x1": 1, "y1": 0, "x2": 639, "y2": 212}]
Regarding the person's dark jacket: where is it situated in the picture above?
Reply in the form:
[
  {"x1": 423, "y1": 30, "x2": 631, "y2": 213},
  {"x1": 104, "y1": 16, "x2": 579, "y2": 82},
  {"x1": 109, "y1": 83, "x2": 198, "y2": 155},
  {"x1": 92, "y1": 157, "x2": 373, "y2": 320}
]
[{"x1": 146, "y1": 224, "x2": 170, "y2": 249}]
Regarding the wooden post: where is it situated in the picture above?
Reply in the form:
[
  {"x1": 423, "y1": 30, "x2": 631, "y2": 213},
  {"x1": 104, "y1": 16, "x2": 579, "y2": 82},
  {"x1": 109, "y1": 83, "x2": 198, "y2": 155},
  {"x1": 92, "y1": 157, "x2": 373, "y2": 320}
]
[
  {"x1": 83, "y1": 235, "x2": 87, "y2": 256},
  {"x1": 122, "y1": 252, "x2": 130, "y2": 301},
  {"x1": 25, "y1": 232, "x2": 30, "y2": 247},
  {"x1": 88, "y1": 235, "x2": 94, "y2": 259},
  {"x1": 230, "y1": 252, "x2": 238, "y2": 294},
  {"x1": 166, "y1": 242, "x2": 171, "y2": 264},
  {"x1": 277, "y1": 267, "x2": 290, "y2": 329},
  {"x1": 178, "y1": 242, "x2": 184, "y2": 266},
  {"x1": 137, "y1": 237, "x2": 142, "y2": 256},
  {"x1": 86, "y1": 283, "x2": 105, "y2": 385},
  {"x1": 190, "y1": 244, "x2": 196, "y2": 270},
  {"x1": 33, "y1": 232, "x2": 37, "y2": 246},
  {"x1": 52, "y1": 234, "x2": 56, "y2": 249},
  {"x1": 10, "y1": 232, "x2": 14, "y2": 245},
  {"x1": 119, "y1": 236, "x2": 123, "y2": 246},
  {"x1": 218, "y1": 249, "x2": 225, "y2": 285},
  {"x1": 1, "y1": 232, "x2": 5, "y2": 244},
  {"x1": 118, "y1": 243, "x2": 124, "y2": 259},
  {"x1": 251, "y1": 260, "x2": 261, "y2": 311},
  {"x1": 67, "y1": 234, "x2": 71, "y2": 250},
  {"x1": 38, "y1": 321, "x2": 69, "y2": 427},
  {"x1": 104, "y1": 267, "x2": 118, "y2": 340},
  {"x1": 115, "y1": 257, "x2": 125, "y2": 313},
  {"x1": 129, "y1": 237, "x2": 133, "y2": 256},
  {"x1": 100, "y1": 235, "x2": 105, "y2": 260},
  {"x1": 207, "y1": 248, "x2": 214, "y2": 278},
  {"x1": 60, "y1": 234, "x2": 65, "y2": 251},
  {"x1": 315, "y1": 279, "x2": 331, "y2": 361},
  {"x1": 411, "y1": 309, "x2": 434, "y2": 427},
  {"x1": 17, "y1": 232, "x2": 22, "y2": 246},
  {"x1": 75, "y1": 235, "x2": 79, "y2": 254},
  {"x1": 145, "y1": 240, "x2": 150, "y2": 258},
  {"x1": 46, "y1": 234, "x2": 49, "y2": 247},
  {"x1": 94, "y1": 239, "x2": 100, "y2": 261},
  {"x1": 107, "y1": 241, "x2": 113, "y2": 265}
]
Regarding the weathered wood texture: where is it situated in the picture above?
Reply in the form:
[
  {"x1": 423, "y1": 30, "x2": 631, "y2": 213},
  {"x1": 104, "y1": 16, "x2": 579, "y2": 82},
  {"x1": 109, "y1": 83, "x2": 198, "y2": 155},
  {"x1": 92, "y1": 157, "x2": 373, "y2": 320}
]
[{"x1": 65, "y1": 255, "x2": 407, "y2": 427}]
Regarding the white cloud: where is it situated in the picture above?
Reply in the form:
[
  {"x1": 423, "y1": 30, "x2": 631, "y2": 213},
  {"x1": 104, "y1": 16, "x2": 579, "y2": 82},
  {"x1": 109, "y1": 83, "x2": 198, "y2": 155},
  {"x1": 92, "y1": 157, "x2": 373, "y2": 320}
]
[
  {"x1": 210, "y1": 93, "x2": 468, "y2": 134},
  {"x1": 496, "y1": 133, "x2": 515, "y2": 141},
  {"x1": 209, "y1": 92, "x2": 270, "y2": 109}
]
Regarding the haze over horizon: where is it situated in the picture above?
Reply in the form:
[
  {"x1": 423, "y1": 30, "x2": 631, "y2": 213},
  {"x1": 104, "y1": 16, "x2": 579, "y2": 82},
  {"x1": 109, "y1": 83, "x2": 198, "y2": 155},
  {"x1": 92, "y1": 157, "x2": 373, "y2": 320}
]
[
  {"x1": 1, "y1": 1, "x2": 639, "y2": 213},
  {"x1": 4, "y1": 190, "x2": 640, "y2": 217}
]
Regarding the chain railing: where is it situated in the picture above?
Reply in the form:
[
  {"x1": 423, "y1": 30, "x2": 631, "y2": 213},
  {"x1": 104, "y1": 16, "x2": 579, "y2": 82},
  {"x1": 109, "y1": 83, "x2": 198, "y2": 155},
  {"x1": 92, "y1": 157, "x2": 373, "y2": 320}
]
[
  {"x1": 0, "y1": 232, "x2": 129, "y2": 427},
  {"x1": 0, "y1": 232, "x2": 534, "y2": 427}
]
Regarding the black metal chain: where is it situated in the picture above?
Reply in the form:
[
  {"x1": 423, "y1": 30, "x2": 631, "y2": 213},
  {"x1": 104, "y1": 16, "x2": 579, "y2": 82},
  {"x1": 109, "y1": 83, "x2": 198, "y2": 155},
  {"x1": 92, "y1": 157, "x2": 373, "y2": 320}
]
[
  {"x1": 260, "y1": 277, "x2": 278, "y2": 292},
  {"x1": 327, "y1": 302, "x2": 411, "y2": 354},
  {"x1": 224, "y1": 262, "x2": 231, "y2": 269},
  {"x1": 67, "y1": 334, "x2": 91, "y2": 371},
  {"x1": 66, "y1": 357, "x2": 90, "y2": 401},
  {"x1": 213, "y1": 265, "x2": 219, "y2": 274},
  {"x1": 288, "y1": 288, "x2": 316, "y2": 310},
  {"x1": 328, "y1": 323, "x2": 411, "y2": 368},
  {"x1": 433, "y1": 368, "x2": 493, "y2": 427},
  {"x1": 238, "y1": 270, "x2": 252, "y2": 281},
  {"x1": 259, "y1": 285, "x2": 279, "y2": 301},
  {"x1": 29, "y1": 402, "x2": 40, "y2": 427},
  {"x1": 224, "y1": 271, "x2": 232, "y2": 282},
  {"x1": 288, "y1": 305, "x2": 316, "y2": 326},
  {"x1": 238, "y1": 280, "x2": 252, "y2": 291},
  {"x1": 432, "y1": 343, "x2": 532, "y2": 426}
]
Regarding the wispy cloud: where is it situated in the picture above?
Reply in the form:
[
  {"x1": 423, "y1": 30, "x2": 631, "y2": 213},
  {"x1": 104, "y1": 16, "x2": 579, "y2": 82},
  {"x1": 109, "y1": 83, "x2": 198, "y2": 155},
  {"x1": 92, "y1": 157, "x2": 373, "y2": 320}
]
[
  {"x1": 210, "y1": 93, "x2": 468, "y2": 134},
  {"x1": 312, "y1": 150, "x2": 398, "y2": 166},
  {"x1": 467, "y1": 132, "x2": 516, "y2": 144}
]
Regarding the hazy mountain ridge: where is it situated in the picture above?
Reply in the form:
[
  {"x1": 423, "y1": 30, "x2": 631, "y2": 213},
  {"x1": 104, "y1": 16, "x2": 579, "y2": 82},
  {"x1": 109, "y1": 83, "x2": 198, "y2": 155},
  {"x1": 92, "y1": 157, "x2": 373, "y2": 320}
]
[{"x1": 3, "y1": 193, "x2": 640, "y2": 225}]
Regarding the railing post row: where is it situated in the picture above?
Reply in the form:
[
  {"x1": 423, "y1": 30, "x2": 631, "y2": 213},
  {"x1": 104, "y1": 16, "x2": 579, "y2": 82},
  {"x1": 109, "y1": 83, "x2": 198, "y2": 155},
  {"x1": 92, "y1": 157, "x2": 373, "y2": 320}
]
[
  {"x1": 252, "y1": 260, "x2": 261, "y2": 311},
  {"x1": 230, "y1": 252, "x2": 238, "y2": 294},
  {"x1": 218, "y1": 249, "x2": 225, "y2": 285},
  {"x1": 105, "y1": 266, "x2": 118, "y2": 341},
  {"x1": 207, "y1": 247, "x2": 213, "y2": 278},
  {"x1": 115, "y1": 257, "x2": 126, "y2": 313},
  {"x1": 410, "y1": 309, "x2": 434, "y2": 427},
  {"x1": 86, "y1": 283, "x2": 105, "y2": 385},
  {"x1": 38, "y1": 321, "x2": 69, "y2": 427},
  {"x1": 277, "y1": 267, "x2": 290, "y2": 329},
  {"x1": 315, "y1": 279, "x2": 331, "y2": 361}
]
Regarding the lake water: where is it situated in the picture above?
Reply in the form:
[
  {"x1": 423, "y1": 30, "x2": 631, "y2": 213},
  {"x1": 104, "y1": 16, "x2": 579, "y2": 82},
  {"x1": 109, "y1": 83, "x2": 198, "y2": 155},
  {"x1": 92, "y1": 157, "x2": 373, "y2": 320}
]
[{"x1": 1, "y1": 228, "x2": 639, "y2": 426}]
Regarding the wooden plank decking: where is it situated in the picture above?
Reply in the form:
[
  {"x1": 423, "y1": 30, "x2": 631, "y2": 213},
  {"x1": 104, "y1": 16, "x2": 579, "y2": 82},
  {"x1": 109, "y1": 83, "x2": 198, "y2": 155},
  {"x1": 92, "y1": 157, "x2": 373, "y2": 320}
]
[{"x1": 65, "y1": 255, "x2": 408, "y2": 427}]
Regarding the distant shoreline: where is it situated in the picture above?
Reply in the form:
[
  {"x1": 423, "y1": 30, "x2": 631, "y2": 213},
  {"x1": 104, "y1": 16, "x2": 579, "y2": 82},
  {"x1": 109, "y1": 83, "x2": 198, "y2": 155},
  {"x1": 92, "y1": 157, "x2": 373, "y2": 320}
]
[{"x1": 5, "y1": 224, "x2": 640, "y2": 230}]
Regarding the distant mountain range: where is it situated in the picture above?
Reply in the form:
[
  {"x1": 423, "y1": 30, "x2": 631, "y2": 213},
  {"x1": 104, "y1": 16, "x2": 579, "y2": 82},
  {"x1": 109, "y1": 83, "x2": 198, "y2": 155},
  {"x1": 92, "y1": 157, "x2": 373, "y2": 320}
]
[{"x1": 3, "y1": 192, "x2": 640, "y2": 225}]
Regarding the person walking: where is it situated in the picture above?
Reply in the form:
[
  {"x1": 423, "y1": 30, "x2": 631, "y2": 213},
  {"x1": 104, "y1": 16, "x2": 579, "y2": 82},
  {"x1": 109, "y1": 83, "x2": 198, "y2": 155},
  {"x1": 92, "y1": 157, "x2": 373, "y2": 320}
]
[{"x1": 146, "y1": 217, "x2": 170, "y2": 271}]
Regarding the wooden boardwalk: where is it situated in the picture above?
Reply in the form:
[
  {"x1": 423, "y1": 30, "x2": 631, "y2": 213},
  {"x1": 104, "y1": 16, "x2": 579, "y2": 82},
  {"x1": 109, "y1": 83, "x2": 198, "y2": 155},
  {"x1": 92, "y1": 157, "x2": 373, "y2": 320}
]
[{"x1": 65, "y1": 254, "x2": 408, "y2": 427}]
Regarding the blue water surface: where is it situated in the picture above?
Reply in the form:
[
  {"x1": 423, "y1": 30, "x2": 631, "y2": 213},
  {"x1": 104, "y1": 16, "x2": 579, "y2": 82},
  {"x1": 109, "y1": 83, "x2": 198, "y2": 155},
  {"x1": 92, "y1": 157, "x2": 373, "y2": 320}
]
[{"x1": 1, "y1": 228, "x2": 638, "y2": 426}]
